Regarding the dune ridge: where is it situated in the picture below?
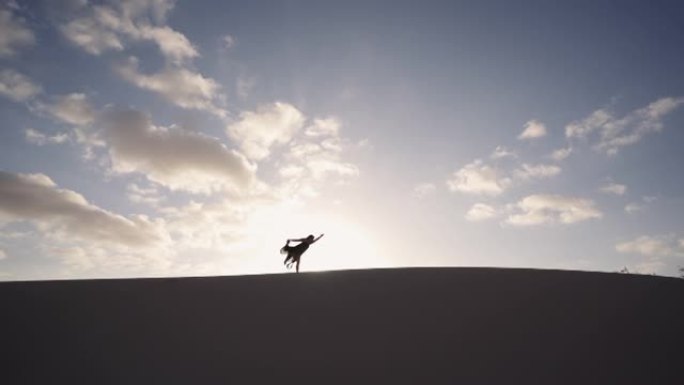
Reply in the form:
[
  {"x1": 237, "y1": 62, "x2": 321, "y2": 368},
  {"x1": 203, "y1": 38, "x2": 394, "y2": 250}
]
[{"x1": 2, "y1": 267, "x2": 683, "y2": 384}]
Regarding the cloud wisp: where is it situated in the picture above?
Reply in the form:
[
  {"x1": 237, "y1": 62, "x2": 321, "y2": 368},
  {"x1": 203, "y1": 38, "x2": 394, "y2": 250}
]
[
  {"x1": 0, "y1": 68, "x2": 41, "y2": 102},
  {"x1": 447, "y1": 160, "x2": 512, "y2": 196},
  {"x1": 465, "y1": 203, "x2": 498, "y2": 222},
  {"x1": 60, "y1": 0, "x2": 197, "y2": 63},
  {"x1": 506, "y1": 194, "x2": 602, "y2": 226},
  {"x1": 616, "y1": 235, "x2": 684, "y2": 258},
  {"x1": 117, "y1": 57, "x2": 226, "y2": 116},
  {"x1": 0, "y1": 7, "x2": 34, "y2": 57},
  {"x1": 566, "y1": 97, "x2": 684, "y2": 155}
]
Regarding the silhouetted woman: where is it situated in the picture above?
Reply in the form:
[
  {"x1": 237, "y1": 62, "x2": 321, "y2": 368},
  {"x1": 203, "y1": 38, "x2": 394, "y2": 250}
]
[{"x1": 281, "y1": 234, "x2": 324, "y2": 273}]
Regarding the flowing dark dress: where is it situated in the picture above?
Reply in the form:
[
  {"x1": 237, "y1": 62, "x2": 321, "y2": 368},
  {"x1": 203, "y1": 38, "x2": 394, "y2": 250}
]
[{"x1": 280, "y1": 241, "x2": 310, "y2": 262}]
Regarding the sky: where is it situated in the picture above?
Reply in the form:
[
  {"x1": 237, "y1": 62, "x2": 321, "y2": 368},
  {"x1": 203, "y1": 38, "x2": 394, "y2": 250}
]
[{"x1": 1, "y1": 0, "x2": 684, "y2": 280}]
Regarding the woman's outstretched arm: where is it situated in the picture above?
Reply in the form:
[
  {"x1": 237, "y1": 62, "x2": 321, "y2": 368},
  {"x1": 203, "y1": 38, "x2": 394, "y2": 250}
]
[
  {"x1": 288, "y1": 238, "x2": 306, "y2": 242},
  {"x1": 312, "y1": 234, "x2": 325, "y2": 243}
]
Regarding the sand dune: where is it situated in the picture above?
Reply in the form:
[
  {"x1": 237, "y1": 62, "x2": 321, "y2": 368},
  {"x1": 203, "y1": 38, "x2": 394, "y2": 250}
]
[{"x1": 2, "y1": 268, "x2": 683, "y2": 384}]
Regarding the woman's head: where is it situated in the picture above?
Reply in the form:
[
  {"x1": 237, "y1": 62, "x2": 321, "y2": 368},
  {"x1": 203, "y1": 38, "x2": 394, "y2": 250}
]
[{"x1": 306, "y1": 234, "x2": 314, "y2": 242}]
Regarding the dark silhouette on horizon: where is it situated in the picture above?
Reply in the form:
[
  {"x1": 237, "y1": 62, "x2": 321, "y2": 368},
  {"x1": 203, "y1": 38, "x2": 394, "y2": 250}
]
[{"x1": 281, "y1": 233, "x2": 324, "y2": 272}]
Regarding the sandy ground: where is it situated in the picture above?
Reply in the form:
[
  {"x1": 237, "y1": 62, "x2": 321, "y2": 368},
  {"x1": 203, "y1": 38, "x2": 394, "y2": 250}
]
[{"x1": 2, "y1": 267, "x2": 683, "y2": 384}]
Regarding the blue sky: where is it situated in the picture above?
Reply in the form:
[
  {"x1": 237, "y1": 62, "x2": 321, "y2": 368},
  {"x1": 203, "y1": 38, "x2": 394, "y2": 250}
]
[{"x1": 1, "y1": 0, "x2": 683, "y2": 280}]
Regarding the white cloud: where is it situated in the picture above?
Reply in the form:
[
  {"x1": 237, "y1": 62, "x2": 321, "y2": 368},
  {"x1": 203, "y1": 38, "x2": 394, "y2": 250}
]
[
  {"x1": 599, "y1": 182, "x2": 626, "y2": 196},
  {"x1": 565, "y1": 109, "x2": 612, "y2": 138},
  {"x1": 447, "y1": 160, "x2": 511, "y2": 196},
  {"x1": 0, "y1": 8, "x2": 35, "y2": 57},
  {"x1": 286, "y1": 138, "x2": 359, "y2": 180},
  {"x1": 44, "y1": 93, "x2": 96, "y2": 126},
  {"x1": 126, "y1": 183, "x2": 165, "y2": 206},
  {"x1": 60, "y1": 7, "x2": 124, "y2": 55},
  {"x1": 413, "y1": 183, "x2": 436, "y2": 198},
  {"x1": 227, "y1": 102, "x2": 305, "y2": 160},
  {"x1": 25, "y1": 128, "x2": 70, "y2": 145},
  {"x1": 566, "y1": 97, "x2": 684, "y2": 154},
  {"x1": 137, "y1": 25, "x2": 198, "y2": 62},
  {"x1": 465, "y1": 203, "x2": 497, "y2": 222},
  {"x1": 490, "y1": 145, "x2": 517, "y2": 159},
  {"x1": 0, "y1": 69, "x2": 41, "y2": 101},
  {"x1": 506, "y1": 194, "x2": 602, "y2": 226},
  {"x1": 514, "y1": 163, "x2": 561, "y2": 180},
  {"x1": 0, "y1": 171, "x2": 166, "y2": 247},
  {"x1": 60, "y1": 1, "x2": 197, "y2": 63},
  {"x1": 305, "y1": 117, "x2": 340, "y2": 138},
  {"x1": 616, "y1": 235, "x2": 684, "y2": 257},
  {"x1": 518, "y1": 119, "x2": 547, "y2": 140},
  {"x1": 103, "y1": 109, "x2": 256, "y2": 194},
  {"x1": 550, "y1": 147, "x2": 572, "y2": 161},
  {"x1": 117, "y1": 57, "x2": 225, "y2": 116}
]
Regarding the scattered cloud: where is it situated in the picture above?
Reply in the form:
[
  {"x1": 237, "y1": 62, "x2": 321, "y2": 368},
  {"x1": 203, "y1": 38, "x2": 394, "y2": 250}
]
[
  {"x1": 518, "y1": 119, "x2": 547, "y2": 140},
  {"x1": 43, "y1": 93, "x2": 96, "y2": 126},
  {"x1": 0, "y1": 248, "x2": 6, "y2": 260},
  {"x1": 117, "y1": 57, "x2": 225, "y2": 116},
  {"x1": 616, "y1": 235, "x2": 684, "y2": 257},
  {"x1": 25, "y1": 128, "x2": 70, "y2": 145},
  {"x1": 413, "y1": 183, "x2": 436, "y2": 198},
  {"x1": 566, "y1": 97, "x2": 684, "y2": 155},
  {"x1": 227, "y1": 102, "x2": 305, "y2": 160},
  {"x1": 103, "y1": 108, "x2": 256, "y2": 194},
  {"x1": 137, "y1": 25, "x2": 198, "y2": 63},
  {"x1": 447, "y1": 160, "x2": 511, "y2": 196},
  {"x1": 490, "y1": 145, "x2": 517, "y2": 159},
  {"x1": 0, "y1": 8, "x2": 35, "y2": 57},
  {"x1": 0, "y1": 171, "x2": 166, "y2": 247},
  {"x1": 514, "y1": 163, "x2": 561, "y2": 180},
  {"x1": 60, "y1": 7, "x2": 124, "y2": 55},
  {"x1": 549, "y1": 147, "x2": 572, "y2": 161},
  {"x1": 60, "y1": 0, "x2": 197, "y2": 63},
  {"x1": 506, "y1": 194, "x2": 602, "y2": 226},
  {"x1": 0, "y1": 68, "x2": 41, "y2": 101},
  {"x1": 465, "y1": 203, "x2": 497, "y2": 222},
  {"x1": 126, "y1": 183, "x2": 165, "y2": 206},
  {"x1": 599, "y1": 181, "x2": 626, "y2": 196},
  {"x1": 565, "y1": 109, "x2": 612, "y2": 138}
]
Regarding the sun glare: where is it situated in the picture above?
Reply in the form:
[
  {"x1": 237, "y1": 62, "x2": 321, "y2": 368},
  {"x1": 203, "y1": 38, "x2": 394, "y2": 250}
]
[{"x1": 241, "y1": 202, "x2": 388, "y2": 274}]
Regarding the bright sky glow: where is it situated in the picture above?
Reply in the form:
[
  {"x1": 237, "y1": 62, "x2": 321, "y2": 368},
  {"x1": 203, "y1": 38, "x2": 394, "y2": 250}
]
[{"x1": 1, "y1": 0, "x2": 684, "y2": 280}]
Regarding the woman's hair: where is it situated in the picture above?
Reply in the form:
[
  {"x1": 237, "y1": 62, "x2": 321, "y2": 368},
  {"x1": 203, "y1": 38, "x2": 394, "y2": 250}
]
[{"x1": 306, "y1": 234, "x2": 314, "y2": 241}]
